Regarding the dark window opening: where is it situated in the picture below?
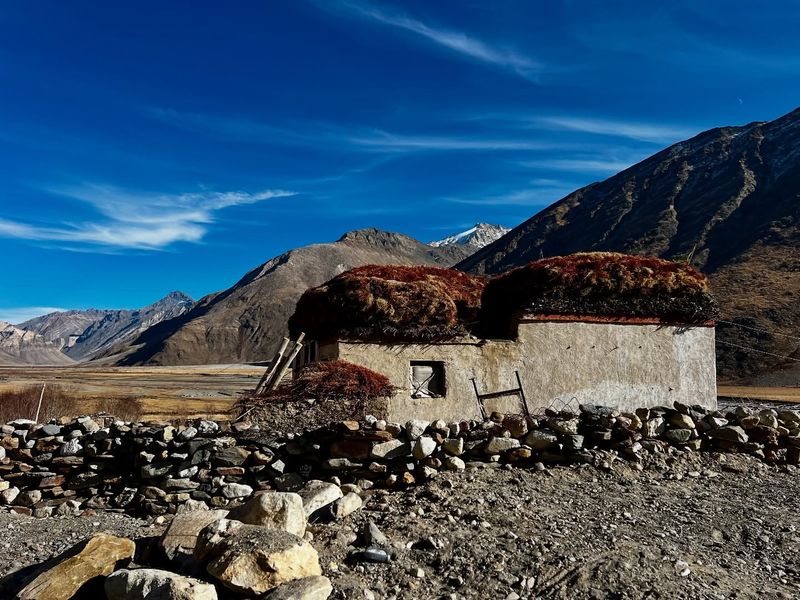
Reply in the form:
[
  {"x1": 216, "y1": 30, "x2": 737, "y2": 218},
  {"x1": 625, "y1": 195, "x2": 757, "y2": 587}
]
[{"x1": 411, "y1": 361, "x2": 445, "y2": 398}]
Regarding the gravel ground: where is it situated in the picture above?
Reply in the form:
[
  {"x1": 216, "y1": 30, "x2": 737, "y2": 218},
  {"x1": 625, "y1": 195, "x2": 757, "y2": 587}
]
[{"x1": 1, "y1": 453, "x2": 799, "y2": 600}]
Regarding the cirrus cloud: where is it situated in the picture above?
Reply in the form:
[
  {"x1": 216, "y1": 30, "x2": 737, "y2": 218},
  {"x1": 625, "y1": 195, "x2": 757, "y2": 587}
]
[{"x1": 0, "y1": 186, "x2": 296, "y2": 251}]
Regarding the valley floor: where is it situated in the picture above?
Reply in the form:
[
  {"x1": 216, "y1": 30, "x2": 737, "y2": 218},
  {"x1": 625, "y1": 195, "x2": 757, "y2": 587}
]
[
  {"x1": 0, "y1": 365, "x2": 798, "y2": 424},
  {"x1": 0, "y1": 364, "x2": 264, "y2": 420},
  {"x1": 1, "y1": 453, "x2": 798, "y2": 599}
]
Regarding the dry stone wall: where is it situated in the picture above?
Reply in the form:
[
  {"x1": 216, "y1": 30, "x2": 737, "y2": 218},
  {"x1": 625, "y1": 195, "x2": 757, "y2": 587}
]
[{"x1": 1, "y1": 402, "x2": 799, "y2": 518}]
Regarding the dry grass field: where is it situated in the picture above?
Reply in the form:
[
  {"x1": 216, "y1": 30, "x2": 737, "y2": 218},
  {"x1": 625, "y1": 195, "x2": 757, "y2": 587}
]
[
  {"x1": 0, "y1": 364, "x2": 265, "y2": 421},
  {"x1": 717, "y1": 385, "x2": 800, "y2": 404},
  {"x1": 0, "y1": 364, "x2": 797, "y2": 423}
]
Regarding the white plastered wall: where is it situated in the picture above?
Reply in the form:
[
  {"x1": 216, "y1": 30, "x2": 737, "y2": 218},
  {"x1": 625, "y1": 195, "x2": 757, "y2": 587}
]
[{"x1": 320, "y1": 321, "x2": 717, "y2": 423}]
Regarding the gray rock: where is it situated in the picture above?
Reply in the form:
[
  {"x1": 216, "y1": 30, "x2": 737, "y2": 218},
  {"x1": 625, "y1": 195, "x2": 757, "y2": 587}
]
[
  {"x1": 412, "y1": 436, "x2": 437, "y2": 459},
  {"x1": 562, "y1": 434, "x2": 584, "y2": 451},
  {"x1": 362, "y1": 520, "x2": 388, "y2": 547},
  {"x1": 105, "y1": 568, "x2": 218, "y2": 600},
  {"x1": 298, "y1": 481, "x2": 343, "y2": 518},
  {"x1": 443, "y1": 456, "x2": 465, "y2": 471},
  {"x1": 177, "y1": 426, "x2": 198, "y2": 441},
  {"x1": 160, "y1": 510, "x2": 230, "y2": 561},
  {"x1": 59, "y1": 438, "x2": 82, "y2": 456},
  {"x1": 708, "y1": 426, "x2": 748, "y2": 443},
  {"x1": 405, "y1": 419, "x2": 429, "y2": 440},
  {"x1": 142, "y1": 463, "x2": 174, "y2": 479},
  {"x1": 778, "y1": 410, "x2": 800, "y2": 424},
  {"x1": 227, "y1": 492, "x2": 306, "y2": 536},
  {"x1": 643, "y1": 416, "x2": 666, "y2": 438},
  {"x1": 664, "y1": 428, "x2": 693, "y2": 443},
  {"x1": 221, "y1": 483, "x2": 253, "y2": 499},
  {"x1": 39, "y1": 424, "x2": 62, "y2": 437},
  {"x1": 547, "y1": 418, "x2": 579, "y2": 435},
  {"x1": 15, "y1": 490, "x2": 42, "y2": 507},
  {"x1": 669, "y1": 413, "x2": 695, "y2": 429},
  {"x1": 164, "y1": 478, "x2": 200, "y2": 491},
  {"x1": 706, "y1": 416, "x2": 728, "y2": 428},
  {"x1": 1, "y1": 486, "x2": 20, "y2": 505},
  {"x1": 484, "y1": 437, "x2": 520, "y2": 454},
  {"x1": 212, "y1": 447, "x2": 250, "y2": 467},
  {"x1": 370, "y1": 439, "x2": 409, "y2": 460},
  {"x1": 264, "y1": 576, "x2": 333, "y2": 600},
  {"x1": 330, "y1": 492, "x2": 363, "y2": 519},
  {"x1": 525, "y1": 429, "x2": 559, "y2": 450},
  {"x1": 197, "y1": 420, "x2": 219, "y2": 434},
  {"x1": 441, "y1": 437, "x2": 464, "y2": 456}
]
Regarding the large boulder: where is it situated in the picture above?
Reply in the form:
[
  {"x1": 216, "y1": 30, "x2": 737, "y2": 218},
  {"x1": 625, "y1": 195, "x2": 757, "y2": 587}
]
[
  {"x1": 160, "y1": 510, "x2": 230, "y2": 562},
  {"x1": 105, "y1": 568, "x2": 217, "y2": 600},
  {"x1": 15, "y1": 533, "x2": 135, "y2": 600},
  {"x1": 194, "y1": 519, "x2": 321, "y2": 596},
  {"x1": 226, "y1": 492, "x2": 306, "y2": 536}
]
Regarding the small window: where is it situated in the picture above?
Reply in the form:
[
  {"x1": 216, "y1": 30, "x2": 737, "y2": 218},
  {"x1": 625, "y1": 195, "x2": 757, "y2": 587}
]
[{"x1": 410, "y1": 361, "x2": 445, "y2": 398}]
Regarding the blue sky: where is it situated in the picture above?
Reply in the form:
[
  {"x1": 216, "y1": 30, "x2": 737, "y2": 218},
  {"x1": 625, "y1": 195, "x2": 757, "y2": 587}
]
[{"x1": 2, "y1": 1, "x2": 799, "y2": 322}]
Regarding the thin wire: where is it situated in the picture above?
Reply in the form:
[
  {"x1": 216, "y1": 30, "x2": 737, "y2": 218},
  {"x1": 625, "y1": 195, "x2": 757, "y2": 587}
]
[
  {"x1": 717, "y1": 319, "x2": 800, "y2": 341},
  {"x1": 717, "y1": 339, "x2": 800, "y2": 363}
]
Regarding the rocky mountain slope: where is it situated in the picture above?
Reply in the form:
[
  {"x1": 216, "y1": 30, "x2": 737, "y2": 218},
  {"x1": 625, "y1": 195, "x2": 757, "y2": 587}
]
[
  {"x1": 459, "y1": 107, "x2": 800, "y2": 381},
  {"x1": 0, "y1": 322, "x2": 75, "y2": 366},
  {"x1": 429, "y1": 223, "x2": 510, "y2": 250},
  {"x1": 103, "y1": 229, "x2": 473, "y2": 366},
  {"x1": 19, "y1": 291, "x2": 193, "y2": 361}
]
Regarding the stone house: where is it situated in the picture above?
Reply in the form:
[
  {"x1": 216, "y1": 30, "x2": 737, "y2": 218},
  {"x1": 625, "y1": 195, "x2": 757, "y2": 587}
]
[{"x1": 289, "y1": 255, "x2": 718, "y2": 423}]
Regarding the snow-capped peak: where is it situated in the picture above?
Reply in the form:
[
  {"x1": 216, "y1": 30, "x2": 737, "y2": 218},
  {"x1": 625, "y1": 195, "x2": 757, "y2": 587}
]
[{"x1": 429, "y1": 223, "x2": 510, "y2": 250}]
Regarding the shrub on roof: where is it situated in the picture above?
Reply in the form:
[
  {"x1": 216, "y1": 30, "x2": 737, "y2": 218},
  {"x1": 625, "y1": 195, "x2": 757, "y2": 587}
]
[
  {"x1": 289, "y1": 265, "x2": 486, "y2": 342},
  {"x1": 480, "y1": 252, "x2": 717, "y2": 337}
]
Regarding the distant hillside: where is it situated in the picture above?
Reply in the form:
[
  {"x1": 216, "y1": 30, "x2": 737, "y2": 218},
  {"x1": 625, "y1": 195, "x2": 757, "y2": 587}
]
[
  {"x1": 103, "y1": 229, "x2": 474, "y2": 366},
  {"x1": 20, "y1": 291, "x2": 193, "y2": 361},
  {"x1": 0, "y1": 322, "x2": 75, "y2": 366},
  {"x1": 460, "y1": 107, "x2": 800, "y2": 382},
  {"x1": 429, "y1": 223, "x2": 510, "y2": 251}
]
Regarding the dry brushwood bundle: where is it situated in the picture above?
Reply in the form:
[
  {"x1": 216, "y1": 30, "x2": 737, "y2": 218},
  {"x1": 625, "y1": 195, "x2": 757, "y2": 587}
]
[
  {"x1": 480, "y1": 252, "x2": 718, "y2": 337},
  {"x1": 289, "y1": 264, "x2": 486, "y2": 342}
]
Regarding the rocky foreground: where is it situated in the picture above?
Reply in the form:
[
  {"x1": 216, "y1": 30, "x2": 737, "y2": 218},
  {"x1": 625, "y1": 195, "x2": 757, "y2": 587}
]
[
  {"x1": 0, "y1": 453, "x2": 798, "y2": 599},
  {"x1": 2, "y1": 402, "x2": 800, "y2": 598}
]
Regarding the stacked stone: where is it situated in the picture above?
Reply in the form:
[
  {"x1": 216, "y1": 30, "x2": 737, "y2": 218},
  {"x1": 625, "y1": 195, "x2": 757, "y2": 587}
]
[
  {"x1": 2, "y1": 402, "x2": 799, "y2": 518},
  {"x1": 0, "y1": 415, "x2": 286, "y2": 518},
  {"x1": 294, "y1": 403, "x2": 800, "y2": 485}
]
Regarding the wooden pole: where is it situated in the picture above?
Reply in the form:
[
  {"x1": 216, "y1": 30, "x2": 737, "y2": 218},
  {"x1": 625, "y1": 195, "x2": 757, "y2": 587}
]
[
  {"x1": 255, "y1": 337, "x2": 290, "y2": 395},
  {"x1": 34, "y1": 383, "x2": 46, "y2": 423},
  {"x1": 266, "y1": 332, "x2": 305, "y2": 392}
]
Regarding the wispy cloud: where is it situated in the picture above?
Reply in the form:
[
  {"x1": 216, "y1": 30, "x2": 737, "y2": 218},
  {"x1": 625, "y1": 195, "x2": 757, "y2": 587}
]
[
  {"x1": 0, "y1": 307, "x2": 68, "y2": 325},
  {"x1": 446, "y1": 186, "x2": 573, "y2": 207},
  {"x1": 150, "y1": 108, "x2": 555, "y2": 153},
  {"x1": 325, "y1": 1, "x2": 544, "y2": 80},
  {"x1": 520, "y1": 157, "x2": 642, "y2": 174},
  {"x1": 346, "y1": 130, "x2": 550, "y2": 151},
  {"x1": 0, "y1": 186, "x2": 296, "y2": 251},
  {"x1": 535, "y1": 116, "x2": 698, "y2": 143}
]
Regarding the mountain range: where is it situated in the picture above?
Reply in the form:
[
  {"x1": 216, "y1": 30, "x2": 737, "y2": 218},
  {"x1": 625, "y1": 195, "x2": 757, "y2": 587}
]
[
  {"x1": 0, "y1": 322, "x2": 75, "y2": 366},
  {"x1": 4, "y1": 292, "x2": 194, "y2": 366},
  {"x1": 100, "y1": 228, "x2": 482, "y2": 366},
  {"x1": 460, "y1": 107, "x2": 800, "y2": 382}
]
